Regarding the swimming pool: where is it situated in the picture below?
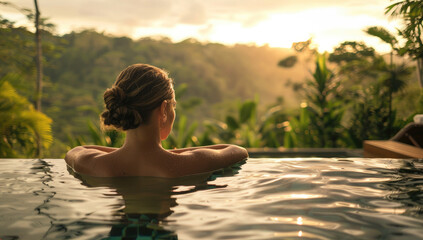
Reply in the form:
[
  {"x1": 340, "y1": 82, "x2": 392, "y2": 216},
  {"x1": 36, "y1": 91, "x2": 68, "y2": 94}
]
[{"x1": 1, "y1": 157, "x2": 423, "y2": 239}]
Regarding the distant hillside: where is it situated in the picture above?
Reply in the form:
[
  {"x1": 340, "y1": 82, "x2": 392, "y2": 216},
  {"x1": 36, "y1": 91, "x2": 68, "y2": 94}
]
[
  {"x1": 2, "y1": 27, "x2": 313, "y2": 149},
  {"x1": 3, "y1": 26, "x2": 420, "y2": 157},
  {"x1": 39, "y1": 31, "x2": 310, "y2": 140}
]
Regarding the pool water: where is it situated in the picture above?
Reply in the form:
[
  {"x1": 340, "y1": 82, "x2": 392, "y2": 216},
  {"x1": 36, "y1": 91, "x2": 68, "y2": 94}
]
[{"x1": 1, "y1": 158, "x2": 423, "y2": 239}]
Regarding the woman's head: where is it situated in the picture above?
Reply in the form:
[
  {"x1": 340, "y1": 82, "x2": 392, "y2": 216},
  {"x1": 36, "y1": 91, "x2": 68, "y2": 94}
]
[{"x1": 101, "y1": 64, "x2": 174, "y2": 130}]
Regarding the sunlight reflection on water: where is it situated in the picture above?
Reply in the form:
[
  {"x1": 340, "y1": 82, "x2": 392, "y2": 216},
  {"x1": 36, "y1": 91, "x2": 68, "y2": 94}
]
[{"x1": 1, "y1": 158, "x2": 423, "y2": 239}]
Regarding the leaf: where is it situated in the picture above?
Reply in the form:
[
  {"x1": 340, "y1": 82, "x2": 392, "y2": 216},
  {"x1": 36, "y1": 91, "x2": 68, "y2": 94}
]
[
  {"x1": 365, "y1": 26, "x2": 397, "y2": 47},
  {"x1": 181, "y1": 121, "x2": 198, "y2": 148},
  {"x1": 239, "y1": 100, "x2": 256, "y2": 124},
  {"x1": 87, "y1": 120, "x2": 105, "y2": 145},
  {"x1": 278, "y1": 55, "x2": 298, "y2": 68},
  {"x1": 0, "y1": 81, "x2": 52, "y2": 157},
  {"x1": 176, "y1": 115, "x2": 187, "y2": 147},
  {"x1": 225, "y1": 116, "x2": 239, "y2": 130}
]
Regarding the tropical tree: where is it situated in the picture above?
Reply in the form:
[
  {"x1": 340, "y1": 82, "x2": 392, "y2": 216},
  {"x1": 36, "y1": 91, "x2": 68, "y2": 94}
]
[
  {"x1": 328, "y1": 40, "x2": 414, "y2": 146},
  {"x1": 346, "y1": 83, "x2": 393, "y2": 147},
  {"x1": 303, "y1": 54, "x2": 344, "y2": 147},
  {"x1": 278, "y1": 38, "x2": 316, "y2": 69},
  {"x1": 279, "y1": 40, "x2": 345, "y2": 148},
  {"x1": 1, "y1": 1, "x2": 57, "y2": 156},
  {"x1": 364, "y1": 26, "x2": 415, "y2": 135},
  {"x1": 328, "y1": 41, "x2": 377, "y2": 88},
  {"x1": 0, "y1": 80, "x2": 52, "y2": 157},
  {"x1": 385, "y1": 0, "x2": 423, "y2": 86},
  {"x1": 340, "y1": 26, "x2": 415, "y2": 137}
]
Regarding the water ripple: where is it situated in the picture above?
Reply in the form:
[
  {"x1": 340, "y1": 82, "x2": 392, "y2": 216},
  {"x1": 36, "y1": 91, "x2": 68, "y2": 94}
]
[{"x1": 2, "y1": 158, "x2": 423, "y2": 239}]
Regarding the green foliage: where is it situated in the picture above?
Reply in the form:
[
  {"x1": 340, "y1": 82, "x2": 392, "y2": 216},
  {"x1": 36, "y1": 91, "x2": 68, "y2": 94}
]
[
  {"x1": 292, "y1": 38, "x2": 314, "y2": 53},
  {"x1": 22, "y1": 29, "x2": 293, "y2": 151},
  {"x1": 365, "y1": 26, "x2": 398, "y2": 48},
  {"x1": 67, "y1": 120, "x2": 125, "y2": 148},
  {"x1": 203, "y1": 98, "x2": 287, "y2": 148},
  {"x1": 161, "y1": 82, "x2": 204, "y2": 149},
  {"x1": 239, "y1": 100, "x2": 256, "y2": 124},
  {"x1": 174, "y1": 83, "x2": 203, "y2": 111},
  {"x1": 293, "y1": 54, "x2": 344, "y2": 147},
  {"x1": 162, "y1": 115, "x2": 198, "y2": 149},
  {"x1": 0, "y1": 80, "x2": 52, "y2": 157},
  {"x1": 258, "y1": 104, "x2": 289, "y2": 148},
  {"x1": 278, "y1": 55, "x2": 298, "y2": 68},
  {"x1": 346, "y1": 85, "x2": 394, "y2": 147},
  {"x1": 385, "y1": 0, "x2": 423, "y2": 87},
  {"x1": 328, "y1": 41, "x2": 375, "y2": 64},
  {"x1": 386, "y1": 0, "x2": 423, "y2": 59},
  {"x1": 2, "y1": 8, "x2": 420, "y2": 153},
  {"x1": 285, "y1": 103, "x2": 313, "y2": 148},
  {"x1": 216, "y1": 99, "x2": 260, "y2": 147},
  {"x1": 328, "y1": 38, "x2": 414, "y2": 147},
  {"x1": 0, "y1": 1, "x2": 54, "y2": 31},
  {"x1": 277, "y1": 38, "x2": 416, "y2": 148}
]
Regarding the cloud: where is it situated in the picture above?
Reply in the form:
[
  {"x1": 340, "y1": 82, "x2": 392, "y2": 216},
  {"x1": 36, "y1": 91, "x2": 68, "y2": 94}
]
[
  {"x1": 198, "y1": 23, "x2": 213, "y2": 36},
  {"x1": 2, "y1": 0, "x2": 397, "y2": 53},
  {"x1": 178, "y1": 0, "x2": 207, "y2": 25},
  {"x1": 4, "y1": 0, "x2": 391, "y2": 29},
  {"x1": 242, "y1": 14, "x2": 267, "y2": 28},
  {"x1": 5, "y1": 0, "x2": 175, "y2": 27}
]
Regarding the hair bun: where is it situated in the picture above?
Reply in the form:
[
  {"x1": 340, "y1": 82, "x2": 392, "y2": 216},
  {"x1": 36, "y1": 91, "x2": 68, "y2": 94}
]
[
  {"x1": 101, "y1": 106, "x2": 143, "y2": 130},
  {"x1": 104, "y1": 86, "x2": 127, "y2": 110},
  {"x1": 101, "y1": 64, "x2": 174, "y2": 130},
  {"x1": 102, "y1": 86, "x2": 142, "y2": 130}
]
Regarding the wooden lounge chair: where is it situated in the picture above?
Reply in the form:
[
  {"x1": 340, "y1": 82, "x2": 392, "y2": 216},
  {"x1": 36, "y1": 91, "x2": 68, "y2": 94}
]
[{"x1": 363, "y1": 123, "x2": 423, "y2": 158}]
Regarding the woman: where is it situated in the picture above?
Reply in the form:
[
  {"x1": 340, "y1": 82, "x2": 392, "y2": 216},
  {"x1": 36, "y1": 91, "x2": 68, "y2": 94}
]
[{"x1": 65, "y1": 64, "x2": 248, "y2": 177}]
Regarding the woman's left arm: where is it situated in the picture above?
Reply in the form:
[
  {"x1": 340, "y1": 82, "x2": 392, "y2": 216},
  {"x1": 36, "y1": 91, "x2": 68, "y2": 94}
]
[
  {"x1": 83, "y1": 145, "x2": 118, "y2": 153},
  {"x1": 168, "y1": 144, "x2": 231, "y2": 154}
]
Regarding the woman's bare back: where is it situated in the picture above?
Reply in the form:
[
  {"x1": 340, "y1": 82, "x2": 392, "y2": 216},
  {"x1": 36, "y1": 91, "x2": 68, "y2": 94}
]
[{"x1": 65, "y1": 144, "x2": 248, "y2": 178}]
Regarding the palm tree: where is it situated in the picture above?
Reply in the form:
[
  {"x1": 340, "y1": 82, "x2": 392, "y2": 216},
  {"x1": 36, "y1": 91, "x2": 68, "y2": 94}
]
[
  {"x1": 0, "y1": 80, "x2": 52, "y2": 157},
  {"x1": 385, "y1": 0, "x2": 423, "y2": 87},
  {"x1": 365, "y1": 26, "x2": 414, "y2": 135},
  {"x1": 365, "y1": 26, "x2": 398, "y2": 66}
]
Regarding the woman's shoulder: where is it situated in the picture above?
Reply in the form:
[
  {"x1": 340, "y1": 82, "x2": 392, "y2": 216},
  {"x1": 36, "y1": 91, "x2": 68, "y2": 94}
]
[{"x1": 65, "y1": 146, "x2": 112, "y2": 176}]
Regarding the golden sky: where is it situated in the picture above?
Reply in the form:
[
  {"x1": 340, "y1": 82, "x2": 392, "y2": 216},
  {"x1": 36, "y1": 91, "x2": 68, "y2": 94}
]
[{"x1": 2, "y1": 0, "x2": 401, "y2": 52}]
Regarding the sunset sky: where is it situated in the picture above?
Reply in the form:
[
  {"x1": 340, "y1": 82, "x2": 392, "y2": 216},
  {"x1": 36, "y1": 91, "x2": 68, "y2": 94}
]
[{"x1": 2, "y1": 0, "x2": 402, "y2": 52}]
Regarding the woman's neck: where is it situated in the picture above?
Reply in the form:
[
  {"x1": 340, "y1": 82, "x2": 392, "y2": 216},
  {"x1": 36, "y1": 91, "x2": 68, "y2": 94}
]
[{"x1": 122, "y1": 124, "x2": 163, "y2": 151}]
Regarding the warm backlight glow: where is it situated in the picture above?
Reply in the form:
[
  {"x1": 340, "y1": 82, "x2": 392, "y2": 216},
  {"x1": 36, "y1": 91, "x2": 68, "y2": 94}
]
[
  {"x1": 135, "y1": 7, "x2": 398, "y2": 53},
  {"x1": 206, "y1": 7, "x2": 397, "y2": 52},
  {"x1": 2, "y1": 1, "x2": 399, "y2": 53}
]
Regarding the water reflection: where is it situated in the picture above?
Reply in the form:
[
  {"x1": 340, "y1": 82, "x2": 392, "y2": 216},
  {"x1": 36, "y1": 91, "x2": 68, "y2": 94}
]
[
  {"x1": 382, "y1": 159, "x2": 423, "y2": 216},
  {"x1": 5, "y1": 158, "x2": 423, "y2": 239},
  {"x1": 29, "y1": 159, "x2": 58, "y2": 239},
  {"x1": 66, "y1": 162, "x2": 244, "y2": 239}
]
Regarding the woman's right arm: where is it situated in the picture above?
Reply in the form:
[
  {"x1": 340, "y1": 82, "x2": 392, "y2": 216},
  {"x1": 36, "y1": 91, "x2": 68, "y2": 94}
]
[
  {"x1": 65, "y1": 146, "x2": 84, "y2": 170},
  {"x1": 64, "y1": 146, "x2": 107, "y2": 173}
]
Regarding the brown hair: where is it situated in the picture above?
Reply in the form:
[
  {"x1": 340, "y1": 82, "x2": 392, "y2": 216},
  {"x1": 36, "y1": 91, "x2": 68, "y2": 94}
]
[{"x1": 101, "y1": 64, "x2": 174, "y2": 130}]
